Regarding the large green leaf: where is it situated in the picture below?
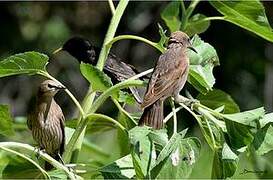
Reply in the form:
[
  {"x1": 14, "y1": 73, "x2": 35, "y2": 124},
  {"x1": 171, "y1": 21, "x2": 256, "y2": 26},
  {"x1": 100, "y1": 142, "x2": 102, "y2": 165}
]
[
  {"x1": 197, "y1": 89, "x2": 240, "y2": 114},
  {"x1": 0, "y1": 105, "x2": 14, "y2": 136},
  {"x1": 188, "y1": 35, "x2": 219, "y2": 94},
  {"x1": 80, "y1": 63, "x2": 113, "y2": 92},
  {"x1": 151, "y1": 134, "x2": 201, "y2": 179},
  {"x1": 0, "y1": 51, "x2": 48, "y2": 77},
  {"x1": 161, "y1": 1, "x2": 181, "y2": 32},
  {"x1": 253, "y1": 124, "x2": 273, "y2": 156},
  {"x1": 185, "y1": 14, "x2": 211, "y2": 36},
  {"x1": 212, "y1": 143, "x2": 238, "y2": 179},
  {"x1": 210, "y1": 1, "x2": 273, "y2": 42},
  {"x1": 100, "y1": 155, "x2": 135, "y2": 179},
  {"x1": 223, "y1": 107, "x2": 264, "y2": 127}
]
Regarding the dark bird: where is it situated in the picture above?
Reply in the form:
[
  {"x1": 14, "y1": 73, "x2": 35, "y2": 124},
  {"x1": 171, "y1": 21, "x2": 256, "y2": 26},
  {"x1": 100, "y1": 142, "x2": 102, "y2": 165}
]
[
  {"x1": 27, "y1": 80, "x2": 66, "y2": 170},
  {"x1": 138, "y1": 31, "x2": 197, "y2": 129},
  {"x1": 53, "y1": 37, "x2": 142, "y2": 103}
]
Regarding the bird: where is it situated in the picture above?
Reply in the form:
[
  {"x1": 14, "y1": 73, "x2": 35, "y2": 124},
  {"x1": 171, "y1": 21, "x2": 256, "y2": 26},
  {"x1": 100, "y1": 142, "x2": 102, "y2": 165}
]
[
  {"x1": 138, "y1": 31, "x2": 197, "y2": 129},
  {"x1": 27, "y1": 80, "x2": 66, "y2": 170},
  {"x1": 53, "y1": 36, "x2": 143, "y2": 103}
]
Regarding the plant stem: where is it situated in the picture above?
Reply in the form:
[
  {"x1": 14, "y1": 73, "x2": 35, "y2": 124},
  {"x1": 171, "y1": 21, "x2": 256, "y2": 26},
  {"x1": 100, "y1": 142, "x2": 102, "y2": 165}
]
[
  {"x1": 180, "y1": 0, "x2": 187, "y2": 30},
  {"x1": 108, "y1": 0, "x2": 116, "y2": 15},
  {"x1": 181, "y1": 0, "x2": 201, "y2": 31},
  {"x1": 65, "y1": 0, "x2": 129, "y2": 164},
  {"x1": 112, "y1": 98, "x2": 137, "y2": 125},
  {"x1": 107, "y1": 35, "x2": 165, "y2": 53},
  {"x1": 0, "y1": 146, "x2": 50, "y2": 179},
  {"x1": 0, "y1": 142, "x2": 77, "y2": 179},
  {"x1": 96, "y1": 0, "x2": 129, "y2": 71},
  {"x1": 163, "y1": 106, "x2": 183, "y2": 123},
  {"x1": 170, "y1": 99, "x2": 177, "y2": 134}
]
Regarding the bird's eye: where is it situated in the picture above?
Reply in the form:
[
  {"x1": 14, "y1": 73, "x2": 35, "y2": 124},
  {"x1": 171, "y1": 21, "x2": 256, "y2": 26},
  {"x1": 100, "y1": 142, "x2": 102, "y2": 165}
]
[{"x1": 48, "y1": 84, "x2": 55, "y2": 89}]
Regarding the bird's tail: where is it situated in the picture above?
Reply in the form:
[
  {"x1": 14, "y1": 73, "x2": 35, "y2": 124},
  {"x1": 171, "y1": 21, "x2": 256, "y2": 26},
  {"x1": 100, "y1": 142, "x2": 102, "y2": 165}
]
[
  {"x1": 45, "y1": 154, "x2": 60, "y2": 171},
  {"x1": 138, "y1": 100, "x2": 164, "y2": 129}
]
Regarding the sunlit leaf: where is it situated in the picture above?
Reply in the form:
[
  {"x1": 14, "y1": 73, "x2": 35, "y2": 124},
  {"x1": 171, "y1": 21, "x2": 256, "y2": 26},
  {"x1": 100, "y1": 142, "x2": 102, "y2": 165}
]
[
  {"x1": 0, "y1": 51, "x2": 48, "y2": 77},
  {"x1": 80, "y1": 63, "x2": 113, "y2": 92},
  {"x1": 253, "y1": 124, "x2": 273, "y2": 156},
  {"x1": 100, "y1": 155, "x2": 135, "y2": 179},
  {"x1": 188, "y1": 35, "x2": 219, "y2": 94},
  {"x1": 210, "y1": 0, "x2": 273, "y2": 42}
]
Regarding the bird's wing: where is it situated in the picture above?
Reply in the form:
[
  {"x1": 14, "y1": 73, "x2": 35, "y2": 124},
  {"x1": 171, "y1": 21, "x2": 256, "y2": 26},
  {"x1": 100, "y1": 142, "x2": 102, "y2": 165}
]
[
  {"x1": 104, "y1": 53, "x2": 143, "y2": 103},
  {"x1": 142, "y1": 49, "x2": 188, "y2": 108}
]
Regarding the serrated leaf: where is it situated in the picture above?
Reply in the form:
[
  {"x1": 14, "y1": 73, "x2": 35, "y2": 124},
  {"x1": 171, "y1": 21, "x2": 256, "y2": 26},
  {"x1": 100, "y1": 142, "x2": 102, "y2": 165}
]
[
  {"x1": 161, "y1": 1, "x2": 181, "y2": 32},
  {"x1": 80, "y1": 63, "x2": 113, "y2": 92},
  {"x1": 210, "y1": 1, "x2": 273, "y2": 42},
  {"x1": 0, "y1": 51, "x2": 48, "y2": 77},
  {"x1": 157, "y1": 23, "x2": 168, "y2": 50},
  {"x1": 197, "y1": 89, "x2": 240, "y2": 114},
  {"x1": 188, "y1": 34, "x2": 219, "y2": 94},
  {"x1": 185, "y1": 14, "x2": 211, "y2": 36},
  {"x1": 0, "y1": 105, "x2": 14, "y2": 136}
]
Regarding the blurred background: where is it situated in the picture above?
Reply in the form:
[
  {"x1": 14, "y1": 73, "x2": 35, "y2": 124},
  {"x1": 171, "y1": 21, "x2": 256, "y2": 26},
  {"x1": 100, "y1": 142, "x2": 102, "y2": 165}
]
[{"x1": 0, "y1": 1, "x2": 272, "y2": 178}]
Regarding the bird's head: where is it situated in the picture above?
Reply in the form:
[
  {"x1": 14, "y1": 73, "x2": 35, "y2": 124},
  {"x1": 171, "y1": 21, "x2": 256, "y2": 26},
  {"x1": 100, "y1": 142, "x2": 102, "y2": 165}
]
[
  {"x1": 53, "y1": 36, "x2": 97, "y2": 63},
  {"x1": 168, "y1": 31, "x2": 197, "y2": 53},
  {"x1": 38, "y1": 80, "x2": 66, "y2": 97}
]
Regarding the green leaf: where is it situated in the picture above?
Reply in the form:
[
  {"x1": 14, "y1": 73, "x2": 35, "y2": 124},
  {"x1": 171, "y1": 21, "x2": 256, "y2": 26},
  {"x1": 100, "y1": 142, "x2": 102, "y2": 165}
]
[
  {"x1": 188, "y1": 34, "x2": 220, "y2": 94},
  {"x1": 129, "y1": 126, "x2": 153, "y2": 178},
  {"x1": 197, "y1": 89, "x2": 240, "y2": 114},
  {"x1": 80, "y1": 63, "x2": 113, "y2": 92},
  {"x1": 225, "y1": 121, "x2": 254, "y2": 149},
  {"x1": 223, "y1": 107, "x2": 264, "y2": 127},
  {"x1": 157, "y1": 23, "x2": 168, "y2": 50},
  {"x1": 152, "y1": 136, "x2": 201, "y2": 179},
  {"x1": 212, "y1": 143, "x2": 238, "y2": 179},
  {"x1": 0, "y1": 51, "x2": 48, "y2": 77},
  {"x1": 185, "y1": 14, "x2": 211, "y2": 36},
  {"x1": 0, "y1": 105, "x2": 14, "y2": 136},
  {"x1": 118, "y1": 91, "x2": 135, "y2": 105},
  {"x1": 259, "y1": 113, "x2": 273, "y2": 128},
  {"x1": 100, "y1": 155, "x2": 135, "y2": 179},
  {"x1": 210, "y1": 1, "x2": 273, "y2": 42},
  {"x1": 161, "y1": 1, "x2": 181, "y2": 32},
  {"x1": 253, "y1": 124, "x2": 273, "y2": 156}
]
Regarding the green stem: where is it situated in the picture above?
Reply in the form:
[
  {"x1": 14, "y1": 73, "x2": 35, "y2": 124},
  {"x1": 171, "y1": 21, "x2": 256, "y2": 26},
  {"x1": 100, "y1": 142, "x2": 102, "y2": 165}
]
[
  {"x1": 108, "y1": 0, "x2": 116, "y2": 15},
  {"x1": 163, "y1": 106, "x2": 183, "y2": 123},
  {"x1": 0, "y1": 146, "x2": 50, "y2": 179},
  {"x1": 180, "y1": 0, "x2": 187, "y2": 30},
  {"x1": 63, "y1": 113, "x2": 127, "y2": 162},
  {"x1": 66, "y1": 0, "x2": 129, "y2": 163},
  {"x1": 107, "y1": 35, "x2": 165, "y2": 53},
  {"x1": 96, "y1": 0, "x2": 129, "y2": 71},
  {"x1": 170, "y1": 99, "x2": 177, "y2": 134},
  {"x1": 181, "y1": 0, "x2": 201, "y2": 31},
  {"x1": 112, "y1": 98, "x2": 137, "y2": 125},
  {"x1": 0, "y1": 142, "x2": 77, "y2": 180}
]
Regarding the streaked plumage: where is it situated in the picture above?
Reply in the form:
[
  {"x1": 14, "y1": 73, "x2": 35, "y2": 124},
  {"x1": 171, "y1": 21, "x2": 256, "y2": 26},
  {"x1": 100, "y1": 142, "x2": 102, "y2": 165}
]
[
  {"x1": 139, "y1": 31, "x2": 195, "y2": 129},
  {"x1": 27, "y1": 80, "x2": 66, "y2": 170}
]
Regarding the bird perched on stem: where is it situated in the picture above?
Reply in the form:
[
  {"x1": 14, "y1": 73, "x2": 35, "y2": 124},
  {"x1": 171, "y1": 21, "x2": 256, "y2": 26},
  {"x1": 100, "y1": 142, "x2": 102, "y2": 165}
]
[
  {"x1": 27, "y1": 80, "x2": 66, "y2": 170},
  {"x1": 53, "y1": 37, "x2": 143, "y2": 103},
  {"x1": 138, "y1": 31, "x2": 197, "y2": 129}
]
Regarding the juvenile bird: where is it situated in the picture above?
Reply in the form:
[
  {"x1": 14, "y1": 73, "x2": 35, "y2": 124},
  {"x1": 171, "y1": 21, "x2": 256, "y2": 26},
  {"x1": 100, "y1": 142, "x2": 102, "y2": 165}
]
[
  {"x1": 53, "y1": 37, "x2": 142, "y2": 103},
  {"x1": 27, "y1": 80, "x2": 66, "y2": 170},
  {"x1": 138, "y1": 31, "x2": 197, "y2": 129}
]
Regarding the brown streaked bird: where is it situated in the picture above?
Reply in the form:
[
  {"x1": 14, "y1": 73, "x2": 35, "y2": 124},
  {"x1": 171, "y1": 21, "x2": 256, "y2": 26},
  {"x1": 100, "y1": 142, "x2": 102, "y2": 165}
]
[
  {"x1": 53, "y1": 37, "x2": 143, "y2": 103},
  {"x1": 27, "y1": 80, "x2": 66, "y2": 170},
  {"x1": 138, "y1": 31, "x2": 197, "y2": 129}
]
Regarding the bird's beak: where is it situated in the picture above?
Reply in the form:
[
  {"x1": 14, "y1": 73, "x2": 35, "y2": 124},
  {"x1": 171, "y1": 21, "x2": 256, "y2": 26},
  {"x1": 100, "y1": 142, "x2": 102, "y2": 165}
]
[
  {"x1": 53, "y1": 47, "x2": 63, "y2": 54},
  {"x1": 188, "y1": 46, "x2": 198, "y2": 53}
]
